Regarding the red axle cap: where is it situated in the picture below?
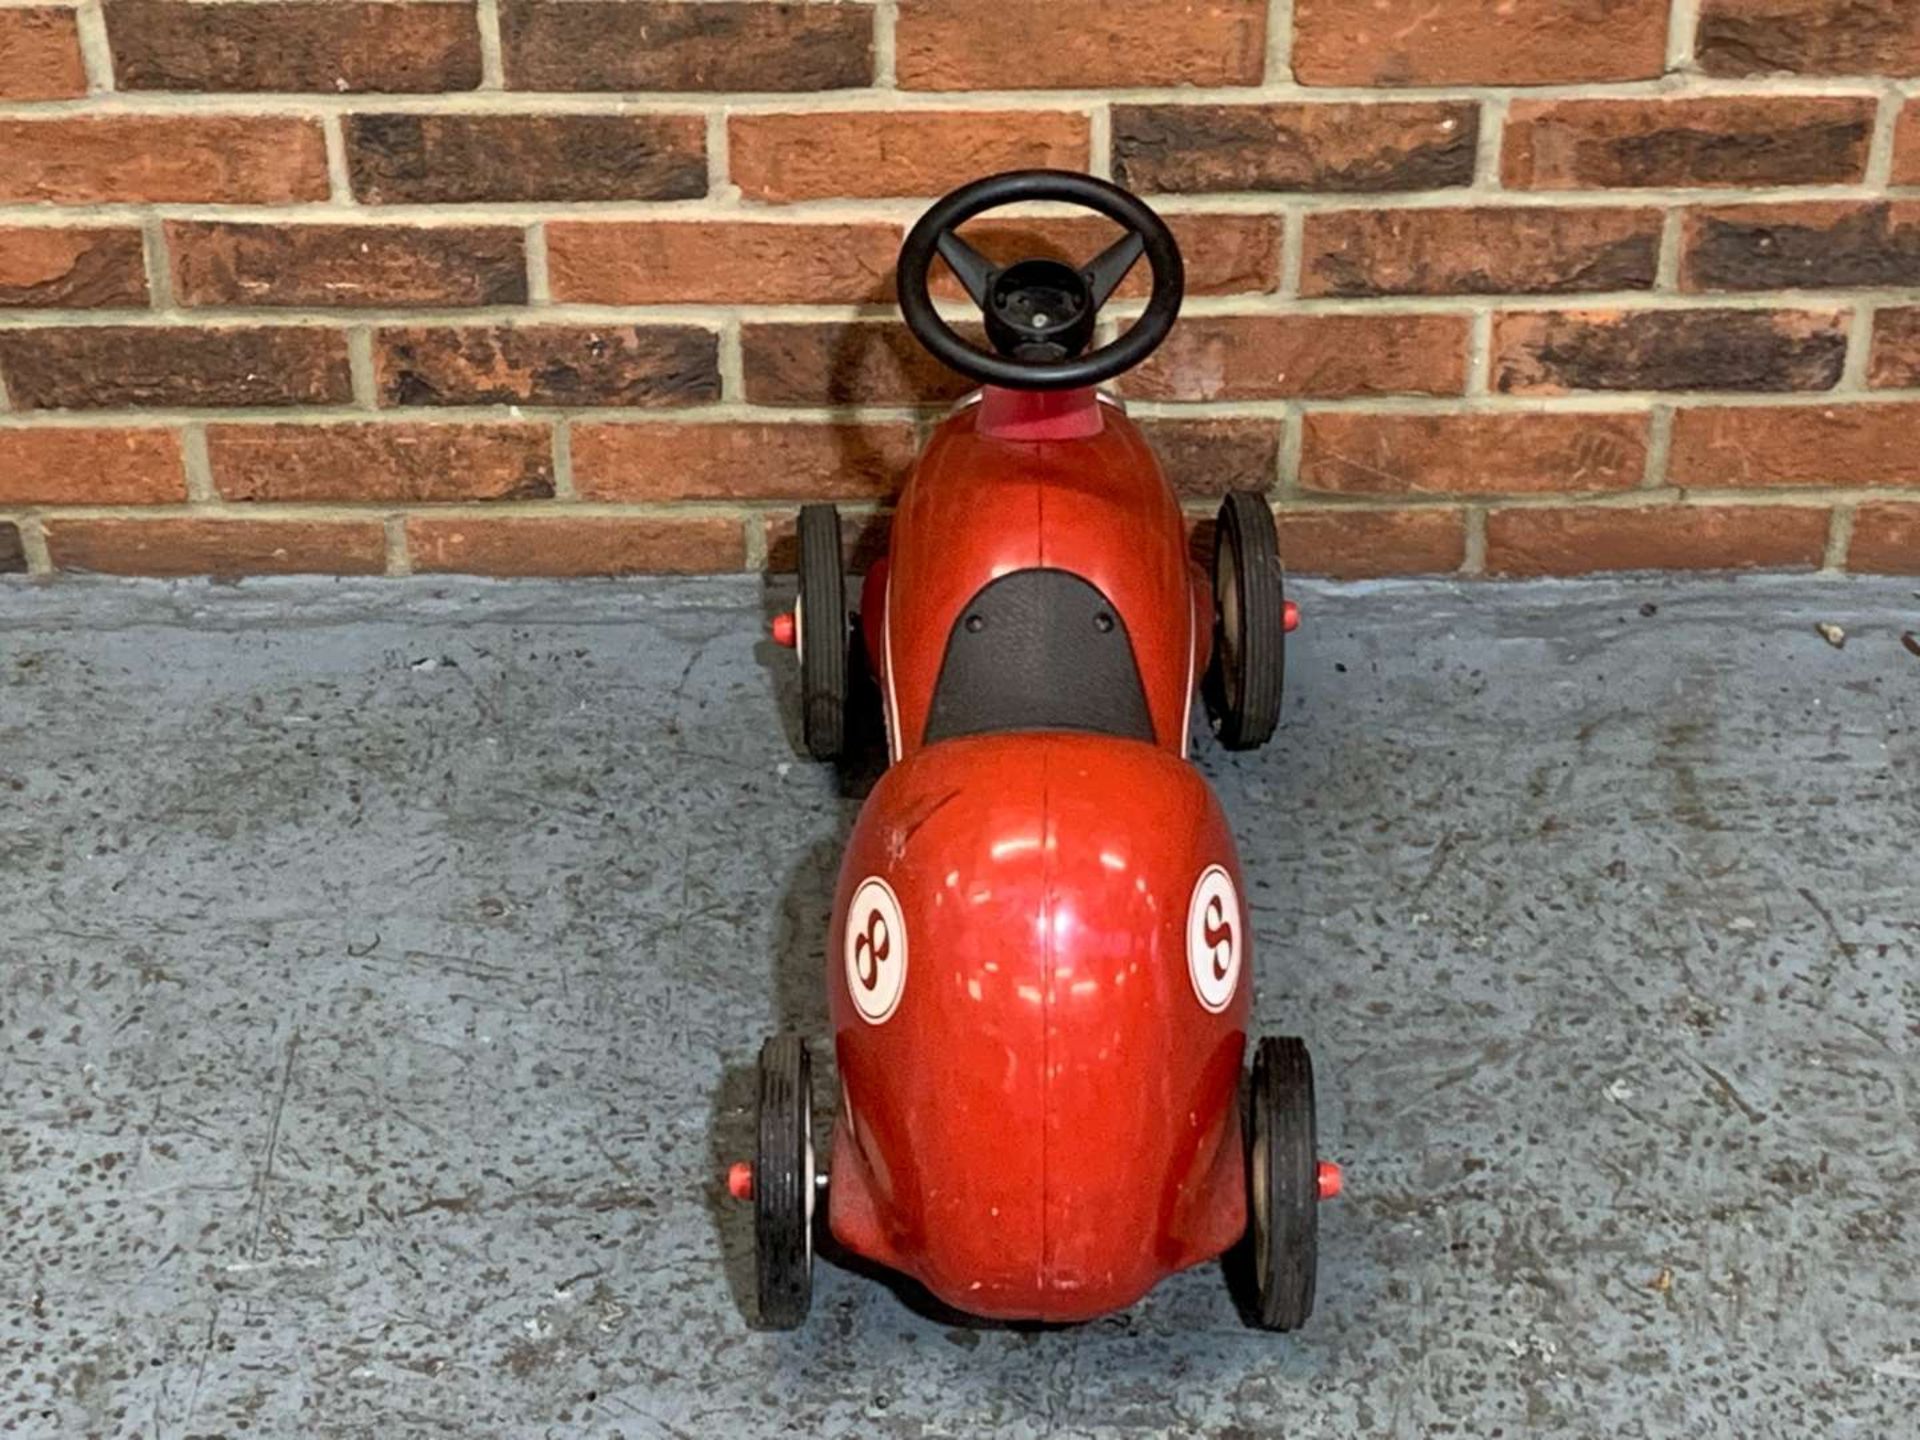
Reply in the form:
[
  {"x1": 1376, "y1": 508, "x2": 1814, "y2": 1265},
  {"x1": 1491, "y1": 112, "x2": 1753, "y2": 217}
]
[
  {"x1": 727, "y1": 1162, "x2": 754, "y2": 1201},
  {"x1": 1316, "y1": 1160, "x2": 1343, "y2": 1201}
]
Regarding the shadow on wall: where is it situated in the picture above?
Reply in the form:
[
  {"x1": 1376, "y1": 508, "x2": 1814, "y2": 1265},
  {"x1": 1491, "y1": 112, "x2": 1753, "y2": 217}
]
[{"x1": 763, "y1": 251, "x2": 1005, "y2": 574}]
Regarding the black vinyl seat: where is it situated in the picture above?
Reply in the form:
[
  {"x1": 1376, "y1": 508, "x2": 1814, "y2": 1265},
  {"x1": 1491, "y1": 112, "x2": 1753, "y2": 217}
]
[{"x1": 922, "y1": 569, "x2": 1156, "y2": 745}]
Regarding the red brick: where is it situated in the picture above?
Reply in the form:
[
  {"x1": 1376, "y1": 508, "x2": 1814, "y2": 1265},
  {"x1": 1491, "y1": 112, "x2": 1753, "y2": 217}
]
[
  {"x1": 1868, "y1": 307, "x2": 1920, "y2": 388},
  {"x1": 931, "y1": 214, "x2": 1282, "y2": 300},
  {"x1": 0, "y1": 523, "x2": 23, "y2": 575},
  {"x1": 1275, "y1": 508, "x2": 1466, "y2": 578},
  {"x1": 741, "y1": 324, "x2": 1328, "y2": 414},
  {"x1": 0, "y1": 228, "x2": 147, "y2": 308},
  {"x1": 1503, "y1": 97, "x2": 1875, "y2": 190},
  {"x1": 1138, "y1": 419, "x2": 1283, "y2": 497},
  {"x1": 1486, "y1": 504, "x2": 1829, "y2": 576},
  {"x1": 0, "y1": 428, "x2": 186, "y2": 505},
  {"x1": 46, "y1": 518, "x2": 388, "y2": 576},
  {"x1": 1302, "y1": 207, "x2": 1660, "y2": 298},
  {"x1": 742, "y1": 322, "x2": 972, "y2": 406},
  {"x1": 1124, "y1": 314, "x2": 1470, "y2": 401},
  {"x1": 0, "y1": 7, "x2": 86, "y2": 100},
  {"x1": 107, "y1": 0, "x2": 481, "y2": 92},
  {"x1": 407, "y1": 515, "x2": 745, "y2": 576},
  {"x1": 347, "y1": 114, "x2": 706, "y2": 204},
  {"x1": 1113, "y1": 101, "x2": 1476, "y2": 194},
  {"x1": 209, "y1": 422, "x2": 553, "y2": 503},
  {"x1": 1891, "y1": 101, "x2": 1920, "y2": 185},
  {"x1": 1294, "y1": 0, "x2": 1667, "y2": 85},
  {"x1": 1682, "y1": 202, "x2": 1920, "y2": 291},
  {"x1": 730, "y1": 111, "x2": 1089, "y2": 203},
  {"x1": 168, "y1": 223, "x2": 528, "y2": 309},
  {"x1": 376, "y1": 326, "x2": 719, "y2": 408},
  {"x1": 502, "y1": 1, "x2": 871, "y2": 91},
  {"x1": 547, "y1": 214, "x2": 1275, "y2": 307},
  {"x1": 0, "y1": 117, "x2": 329, "y2": 204},
  {"x1": 1848, "y1": 503, "x2": 1920, "y2": 573},
  {"x1": 1668, "y1": 403, "x2": 1920, "y2": 488},
  {"x1": 0, "y1": 326, "x2": 352, "y2": 410},
  {"x1": 572, "y1": 422, "x2": 917, "y2": 502},
  {"x1": 1301, "y1": 412, "x2": 1648, "y2": 496},
  {"x1": 1697, "y1": 0, "x2": 1920, "y2": 76},
  {"x1": 548, "y1": 220, "x2": 903, "y2": 305},
  {"x1": 1493, "y1": 309, "x2": 1849, "y2": 395},
  {"x1": 897, "y1": 0, "x2": 1265, "y2": 89}
]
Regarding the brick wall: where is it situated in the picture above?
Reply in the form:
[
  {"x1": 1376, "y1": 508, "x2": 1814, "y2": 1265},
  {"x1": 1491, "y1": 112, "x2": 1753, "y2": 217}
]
[{"x1": 1, "y1": 0, "x2": 1917, "y2": 580}]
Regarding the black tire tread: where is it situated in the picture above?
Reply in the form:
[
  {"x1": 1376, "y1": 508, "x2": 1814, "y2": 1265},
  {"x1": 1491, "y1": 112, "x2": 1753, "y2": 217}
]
[
  {"x1": 797, "y1": 504, "x2": 849, "y2": 761},
  {"x1": 1251, "y1": 1034, "x2": 1318, "y2": 1331},
  {"x1": 1208, "y1": 491, "x2": 1285, "y2": 751},
  {"x1": 755, "y1": 1034, "x2": 812, "y2": 1329}
]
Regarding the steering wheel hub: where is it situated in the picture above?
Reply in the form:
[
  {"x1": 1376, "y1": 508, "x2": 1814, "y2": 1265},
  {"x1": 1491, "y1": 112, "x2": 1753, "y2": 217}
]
[{"x1": 988, "y1": 258, "x2": 1094, "y2": 361}]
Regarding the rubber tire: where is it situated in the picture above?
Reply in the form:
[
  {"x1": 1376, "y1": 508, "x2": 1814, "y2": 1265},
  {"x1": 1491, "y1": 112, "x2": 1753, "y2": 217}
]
[
  {"x1": 754, "y1": 1035, "x2": 813, "y2": 1329},
  {"x1": 1205, "y1": 491, "x2": 1285, "y2": 751},
  {"x1": 797, "y1": 504, "x2": 849, "y2": 761},
  {"x1": 1248, "y1": 1035, "x2": 1318, "y2": 1332}
]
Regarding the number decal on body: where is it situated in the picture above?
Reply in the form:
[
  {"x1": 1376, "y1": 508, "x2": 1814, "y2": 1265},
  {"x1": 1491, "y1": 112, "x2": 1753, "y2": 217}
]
[
  {"x1": 1186, "y1": 865, "x2": 1242, "y2": 1013},
  {"x1": 852, "y1": 907, "x2": 889, "y2": 989},
  {"x1": 846, "y1": 877, "x2": 908, "y2": 1024}
]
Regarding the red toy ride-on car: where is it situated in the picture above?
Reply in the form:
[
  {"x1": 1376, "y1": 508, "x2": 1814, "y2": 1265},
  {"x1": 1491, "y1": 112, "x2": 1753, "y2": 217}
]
[{"x1": 735, "y1": 170, "x2": 1339, "y2": 1331}]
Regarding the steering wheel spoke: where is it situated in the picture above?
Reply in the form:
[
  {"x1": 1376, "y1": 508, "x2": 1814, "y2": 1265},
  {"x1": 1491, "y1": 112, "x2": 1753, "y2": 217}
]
[
  {"x1": 935, "y1": 231, "x2": 998, "y2": 309},
  {"x1": 1081, "y1": 230, "x2": 1146, "y2": 309}
]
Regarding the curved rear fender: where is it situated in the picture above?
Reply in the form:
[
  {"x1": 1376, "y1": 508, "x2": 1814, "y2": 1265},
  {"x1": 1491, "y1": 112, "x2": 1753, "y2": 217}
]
[
  {"x1": 827, "y1": 741, "x2": 1051, "y2": 1300},
  {"x1": 827, "y1": 735, "x2": 1251, "y2": 1316}
]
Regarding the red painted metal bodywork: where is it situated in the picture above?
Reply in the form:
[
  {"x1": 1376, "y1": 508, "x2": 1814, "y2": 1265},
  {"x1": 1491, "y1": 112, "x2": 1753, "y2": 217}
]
[
  {"x1": 828, "y1": 386, "x2": 1250, "y2": 1321},
  {"x1": 879, "y1": 391, "x2": 1202, "y2": 760}
]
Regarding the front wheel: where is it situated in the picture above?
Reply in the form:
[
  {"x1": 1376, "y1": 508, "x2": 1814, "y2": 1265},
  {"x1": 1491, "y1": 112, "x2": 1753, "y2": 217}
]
[
  {"x1": 1204, "y1": 491, "x2": 1285, "y2": 750},
  {"x1": 1246, "y1": 1036, "x2": 1320, "y2": 1331},
  {"x1": 797, "y1": 504, "x2": 849, "y2": 761}
]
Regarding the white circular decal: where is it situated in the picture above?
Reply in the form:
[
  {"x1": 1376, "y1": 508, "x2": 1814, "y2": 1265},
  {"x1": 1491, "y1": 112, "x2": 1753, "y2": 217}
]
[
  {"x1": 1186, "y1": 865, "x2": 1242, "y2": 1013},
  {"x1": 845, "y1": 877, "x2": 908, "y2": 1024}
]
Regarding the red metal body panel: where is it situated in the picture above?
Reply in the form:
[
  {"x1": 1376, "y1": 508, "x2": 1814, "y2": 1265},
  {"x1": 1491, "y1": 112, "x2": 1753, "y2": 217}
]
[
  {"x1": 826, "y1": 732, "x2": 1249, "y2": 1320},
  {"x1": 881, "y1": 394, "x2": 1197, "y2": 759},
  {"x1": 977, "y1": 384, "x2": 1107, "y2": 441},
  {"x1": 826, "y1": 385, "x2": 1254, "y2": 1321}
]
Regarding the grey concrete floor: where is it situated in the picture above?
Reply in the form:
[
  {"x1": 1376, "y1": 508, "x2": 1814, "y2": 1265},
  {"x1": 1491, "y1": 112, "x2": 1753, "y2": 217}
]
[{"x1": 2, "y1": 573, "x2": 1917, "y2": 1440}]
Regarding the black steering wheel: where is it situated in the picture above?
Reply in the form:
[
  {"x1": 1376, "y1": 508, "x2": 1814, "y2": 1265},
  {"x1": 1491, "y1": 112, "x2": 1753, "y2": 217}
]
[{"x1": 897, "y1": 170, "x2": 1185, "y2": 392}]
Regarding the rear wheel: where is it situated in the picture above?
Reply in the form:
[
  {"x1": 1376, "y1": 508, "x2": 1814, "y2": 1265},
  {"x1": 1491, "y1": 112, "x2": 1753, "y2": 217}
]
[
  {"x1": 1247, "y1": 1035, "x2": 1318, "y2": 1331},
  {"x1": 797, "y1": 505, "x2": 849, "y2": 761},
  {"x1": 1205, "y1": 491, "x2": 1285, "y2": 750},
  {"x1": 754, "y1": 1035, "x2": 814, "y2": 1329}
]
